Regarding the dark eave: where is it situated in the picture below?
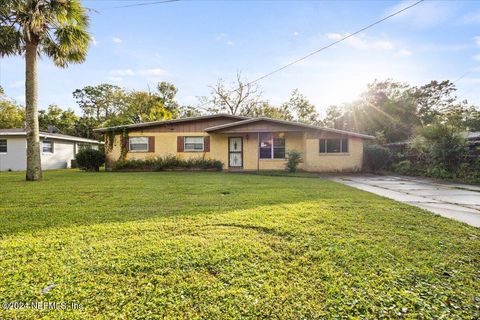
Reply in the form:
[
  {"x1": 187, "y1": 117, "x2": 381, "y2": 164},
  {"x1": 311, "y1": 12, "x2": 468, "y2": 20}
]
[
  {"x1": 94, "y1": 114, "x2": 249, "y2": 133},
  {"x1": 204, "y1": 117, "x2": 375, "y2": 139}
]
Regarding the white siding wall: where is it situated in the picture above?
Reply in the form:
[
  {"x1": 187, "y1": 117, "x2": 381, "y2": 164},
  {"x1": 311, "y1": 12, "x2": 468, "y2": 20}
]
[
  {"x1": 0, "y1": 137, "x2": 99, "y2": 171},
  {"x1": 0, "y1": 137, "x2": 27, "y2": 171},
  {"x1": 41, "y1": 139, "x2": 75, "y2": 170}
]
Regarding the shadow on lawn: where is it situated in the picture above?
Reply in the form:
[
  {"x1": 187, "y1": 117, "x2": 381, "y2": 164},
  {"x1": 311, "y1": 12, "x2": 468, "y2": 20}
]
[{"x1": 0, "y1": 170, "x2": 369, "y2": 237}]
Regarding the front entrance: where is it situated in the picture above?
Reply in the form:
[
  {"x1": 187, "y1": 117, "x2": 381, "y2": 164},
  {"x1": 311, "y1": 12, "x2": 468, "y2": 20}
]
[{"x1": 228, "y1": 137, "x2": 243, "y2": 168}]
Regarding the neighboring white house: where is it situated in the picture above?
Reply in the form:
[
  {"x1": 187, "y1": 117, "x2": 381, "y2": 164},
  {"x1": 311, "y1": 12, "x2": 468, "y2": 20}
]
[{"x1": 0, "y1": 129, "x2": 102, "y2": 171}]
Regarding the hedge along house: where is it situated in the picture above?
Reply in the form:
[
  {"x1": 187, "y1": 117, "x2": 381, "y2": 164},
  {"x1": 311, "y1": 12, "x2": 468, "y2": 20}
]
[{"x1": 95, "y1": 114, "x2": 374, "y2": 172}]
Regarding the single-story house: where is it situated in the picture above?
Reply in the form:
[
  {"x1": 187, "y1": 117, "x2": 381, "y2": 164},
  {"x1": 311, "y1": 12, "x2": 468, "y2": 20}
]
[
  {"x1": 0, "y1": 129, "x2": 102, "y2": 171},
  {"x1": 95, "y1": 114, "x2": 374, "y2": 172}
]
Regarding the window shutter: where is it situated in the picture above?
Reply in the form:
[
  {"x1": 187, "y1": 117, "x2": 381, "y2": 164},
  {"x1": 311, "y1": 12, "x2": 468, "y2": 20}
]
[
  {"x1": 204, "y1": 136, "x2": 210, "y2": 152},
  {"x1": 177, "y1": 136, "x2": 184, "y2": 152},
  {"x1": 148, "y1": 136, "x2": 155, "y2": 152}
]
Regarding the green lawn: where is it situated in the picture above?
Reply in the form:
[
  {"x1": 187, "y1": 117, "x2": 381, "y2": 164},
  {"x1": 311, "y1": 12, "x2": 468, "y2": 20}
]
[{"x1": 0, "y1": 170, "x2": 478, "y2": 319}]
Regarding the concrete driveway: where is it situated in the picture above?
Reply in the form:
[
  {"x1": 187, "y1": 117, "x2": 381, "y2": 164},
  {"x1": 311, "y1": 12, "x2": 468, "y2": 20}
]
[{"x1": 330, "y1": 175, "x2": 480, "y2": 228}]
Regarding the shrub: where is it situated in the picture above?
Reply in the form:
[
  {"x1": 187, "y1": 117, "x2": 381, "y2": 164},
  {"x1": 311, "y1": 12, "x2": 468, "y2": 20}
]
[
  {"x1": 76, "y1": 148, "x2": 105, "y2": 172},
  {"x1": 363, "y1": 144, "x2": 392, "y2": 172},
  {"x1": 285, "y1": 150, "x2": 303, "y2": 172},
  {"x1": 114, "y1": 156, "x2": 223, "y2": 171},
  {"x1": 392, "y1": 160, "x2": 412, "y2": 175},
  {"x1": 411, "y1": 122, "x2": 467, "y2": 171}
]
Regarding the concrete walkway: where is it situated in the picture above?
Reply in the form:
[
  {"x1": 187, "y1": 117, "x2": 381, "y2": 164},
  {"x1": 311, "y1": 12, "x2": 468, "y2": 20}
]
[{"x1": 330, "y1": 175, "x2": 480, "y2": 228}]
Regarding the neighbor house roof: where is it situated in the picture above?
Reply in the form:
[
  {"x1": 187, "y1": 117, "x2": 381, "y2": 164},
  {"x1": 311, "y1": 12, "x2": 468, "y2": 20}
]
[
  {"x1": 205, "y1": 117, "x2": 375, "y2": 139},
  {"x1": 94, "y1": 114, "x2": 249, "y2": 132},
  {"x1": 0, "y1": 129, "x2": 102, "y2": 144}
]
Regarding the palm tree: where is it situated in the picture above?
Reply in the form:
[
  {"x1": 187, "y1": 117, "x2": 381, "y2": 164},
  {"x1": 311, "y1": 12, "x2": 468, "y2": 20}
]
[{"x1": 0, "y1": 0, "x2": 90, "y2": 180}]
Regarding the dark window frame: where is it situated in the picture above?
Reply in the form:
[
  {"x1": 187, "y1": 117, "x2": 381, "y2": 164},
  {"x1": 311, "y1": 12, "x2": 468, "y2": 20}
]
[
  {"x1": 0, "y1": 139, "x2": 7, "y2": 153},
  {"x1": 42, "y1": 140, "x2": 54, "y2": 154},
  {"x1": 184, "y1": 136, "x2": 204, "y2": 152},
  {"x1": 129, "y1": 136, "x2": 149, "y2": 152},
  {"x1": 259, "y1": 133, "x2": 286, "y2": 159},
  {"x1": 319, "y1": 138, "x2": 349, "y2": 153}
]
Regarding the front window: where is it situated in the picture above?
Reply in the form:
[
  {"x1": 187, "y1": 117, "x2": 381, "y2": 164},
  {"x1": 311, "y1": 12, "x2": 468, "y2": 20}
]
[
  {"x1": 129, "y1": 137, "x2": 149, "y2": 152},
  {"x1": 0, "y1": 139, "x2": 6, "y2": 153},
  {"x1": 319, "y1": 138, "x2": 348, "y2": 153},
  {"x1": 42, "y1": 140, "x2": 54, "y2": 153},
  {"x1": 259, "y1": 133, "x2": 285, "y2": 159},
  {"x1": 184, "y1": 137, "x2": 204, "y2": 151}
]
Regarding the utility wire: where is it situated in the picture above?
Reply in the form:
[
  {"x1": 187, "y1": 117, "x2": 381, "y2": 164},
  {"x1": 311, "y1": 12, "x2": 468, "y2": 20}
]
[
  {"x1": 197, "y1": 0, "x2": 425, "y2": 108},
  {"x1": 244, "y1": 0, "x2": 425, "y2": 88},
  {"x1": 101, "y1": 0, "x2": 180, "y2": 10}
]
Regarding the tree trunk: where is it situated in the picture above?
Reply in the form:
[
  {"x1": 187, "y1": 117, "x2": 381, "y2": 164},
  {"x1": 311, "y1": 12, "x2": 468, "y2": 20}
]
[{"x1": 25, "y1": 40, "x2": 42, "y2": 181}]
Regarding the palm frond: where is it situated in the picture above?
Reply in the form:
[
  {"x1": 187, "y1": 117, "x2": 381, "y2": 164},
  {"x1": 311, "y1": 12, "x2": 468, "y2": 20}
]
[
  {"x1": 0, "y1": 25, "x2": 23, "y2": 56},
  {"x1": 40, "y1": 24, "x2": 89, "y2": 67}
]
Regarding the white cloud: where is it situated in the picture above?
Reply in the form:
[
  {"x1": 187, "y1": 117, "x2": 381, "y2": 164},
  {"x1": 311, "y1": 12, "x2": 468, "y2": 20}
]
[
  {"x1": 459, "y1": 12, "x2": 480, "y2": 24},
  {"x1": 91, "y1": 36, "x2": 99, "y2": 46},
  {"x1": 108, "y1": 68, "x2": 168, "y2": 80},
  {"x1": 386, "y1": 0, "x2": 454, "y2": 27},
  {"x1": 325, "y1": 33, "x2": 393, "y2": 51},
  {"x1": 138, "y1": 68, "x2": 168, "y2": 77},
  {"x1": 474, "y1": 36, "x2": 480, "y2": 45},
  {"x1": 108, "y1": 76, "x2": 123, "y2": 82},
  {"x1": 397, "y1": 48, "x2": 412, "y2": 57},
  {"x1": 112, "y1": 37, "x2": 122, "y2": 44},
  {"x1": 293, "y1": 31, "x2": 300, "y2": 37},
  {"x1": 473, "y1": 54, "x2": 480, "y2": 61},
  {"x1": 110, "y1": 69, "x2": 135, "y2": 77},
  {"x1": 226, "y1": 41, "x2": 234, "y2": 46}
]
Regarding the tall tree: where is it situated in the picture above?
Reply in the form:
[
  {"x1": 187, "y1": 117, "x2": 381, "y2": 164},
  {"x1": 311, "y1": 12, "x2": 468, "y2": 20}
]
[
  {"x1": 1, "y1": 0, "x2": 91, "y2": 181},
  {"x1": 157, "y1": 81, "x2": 180, "y2": 115},
  {"x1": 412, "y1": 80, "x2": 457, "y2": 126},
  {"x1": 241, "y1": 101, "x2": 293, "y2": 120},
  {"x1": 116, "y1": 90, "x2": 173, "y2": 125},
  {"x1": 204, "y1": 72, "x2": 262, "y2": 115},
  {"x1": 73, "y1": 84, "x2": 124, "y2": 123},
  {"x1": 282, "y1": 89, "x2": 320, "y2": 124},
  {"x1": 73, "y1": 84, "x2": 124, "y2": 138}
]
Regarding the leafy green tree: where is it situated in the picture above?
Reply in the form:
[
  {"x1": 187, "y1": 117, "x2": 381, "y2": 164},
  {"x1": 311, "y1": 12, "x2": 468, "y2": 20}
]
[
  {"x1": 420, "y1": 122, "x2": 467, "y2": 171},
  {"x1": 157, "y1": 81, "x2": 180, "y2": 115},
  {"x1": 281, "y1": 89, "x2": 319, "y2": 124},
  {"x1": 73, "y1": 84, "x2": 125, "y2": 139},
  {"x1": 38, "y1": 104, "x2": 78, "y2": 135},
  {"x1": 412, "y1": 80, "x2": 457, "y2": 126},
  {"x1": 323, "y1": 105, "x2": 345, "y2": 128},
  {"x1": 178, "y1": 105, "x2": 202, "y2": 118},
  {"x1": 0, "y1": 87, "x2": 25, "y2": 128},
  {"x1": 73, "y1": 84, "x2": 124, "y2": 123},
  {"x1": 243, "y1": 101, "x2": 293, "y2": 120},
  {"x1": 1, "y1": 0, "x2": 91, "y2": 181},
  {"x1": 116, "y1": 90, "x2": 174, "y2": 125}
]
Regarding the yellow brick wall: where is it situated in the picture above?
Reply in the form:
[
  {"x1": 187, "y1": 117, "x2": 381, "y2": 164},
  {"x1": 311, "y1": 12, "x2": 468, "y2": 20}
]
[
  {"x1": 105, "y1": 131, "x2": 364, "y2": 172},
  {"x1": 304, "y1": 137, "x2": 364, "y2": 172}
]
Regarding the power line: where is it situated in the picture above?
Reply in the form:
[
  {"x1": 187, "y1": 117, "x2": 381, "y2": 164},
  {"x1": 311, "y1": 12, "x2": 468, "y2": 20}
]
[
  {"x1": 101, "y1": 0, "x2": 180, "y2": 10},
  {"x1": 197, "y1": 0, "x2": 425, "y2": 108},
  {"x1": 244, "y1": 0, "x2": 424, "y2": 88}
]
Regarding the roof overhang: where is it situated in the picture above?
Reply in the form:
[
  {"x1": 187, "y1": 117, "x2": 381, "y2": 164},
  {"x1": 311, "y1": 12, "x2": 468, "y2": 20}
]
[
  {"x1": 94, "y1": 114, "x2": 249, "y2": 133},
  {"x1": 0, "y1": 131, "x2": 102, "y2": 144},
  {"x1": 205, "y1": 117, "x2": 375, "y2": 139}
]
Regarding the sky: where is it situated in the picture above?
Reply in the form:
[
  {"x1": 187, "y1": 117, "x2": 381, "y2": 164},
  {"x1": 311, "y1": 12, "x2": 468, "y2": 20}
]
[{"x1": 1, "y1": 0, "x2": 480, "y2": 116}]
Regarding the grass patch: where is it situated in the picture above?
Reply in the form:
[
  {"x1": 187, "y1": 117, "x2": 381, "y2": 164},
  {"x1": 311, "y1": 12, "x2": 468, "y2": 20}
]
[{"x1": 0, "y1": 170, "x2": 479, "y2": 319}]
